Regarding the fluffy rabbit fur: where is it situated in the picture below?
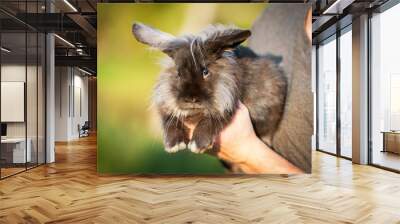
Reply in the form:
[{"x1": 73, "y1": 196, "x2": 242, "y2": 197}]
[{"x1": 132, "y1": 22, "x2": 287, "y2": 154}]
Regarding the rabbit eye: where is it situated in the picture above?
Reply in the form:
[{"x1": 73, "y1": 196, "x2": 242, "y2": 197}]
[{"x1": 202, "y1": 68, "x2": 210, "y2": 79}]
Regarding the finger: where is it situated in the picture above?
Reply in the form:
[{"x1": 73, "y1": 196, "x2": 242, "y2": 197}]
[
  {"x1": 205, "y1": 138, "x2": 221, "y2": 157},
  {"x1": 237, "y1": 101, "x2": 249, "y2": 115},
  {"x1": 238, "y1": 101, "x2": 245, "y2": 109}
]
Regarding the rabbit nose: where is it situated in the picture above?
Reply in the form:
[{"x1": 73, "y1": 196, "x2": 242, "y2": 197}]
[{"x1": 184, "y1": 97, "x2": 199, "y2": 103}]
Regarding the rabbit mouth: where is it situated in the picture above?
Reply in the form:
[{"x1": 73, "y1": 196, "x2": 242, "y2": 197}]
[
  {"x1": 179, "y1": 103, "x2": 204, "y2": 110},
  {"x1": 178, "y1": 105, "x2": 205, "y2": 116},
  {"x1": 180, "y1": 108, "x2": 204, "y2": 114}
]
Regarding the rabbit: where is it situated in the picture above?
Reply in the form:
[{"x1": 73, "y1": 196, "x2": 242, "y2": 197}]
[{"x1": 132, "y1": 22, "x2": 287, "y2": 154}]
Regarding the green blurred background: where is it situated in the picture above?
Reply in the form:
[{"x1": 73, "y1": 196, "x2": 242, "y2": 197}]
[{"x1": 98, "y1": 3, "x2": 267, "y2": 174}]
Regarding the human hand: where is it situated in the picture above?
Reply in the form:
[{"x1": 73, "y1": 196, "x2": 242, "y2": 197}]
[
  {"x1": 305, "y1": 8, "x2": 312, "y2": 43},
  {"x1": 213, "y1": 102, "x2": 258, "y2": 165},
  {"x1": 184, "y1": 102, "x2": 256, "y2": 163},
  {"x1": 185, "y1": 101, "x2": 302, "y2": 174}
]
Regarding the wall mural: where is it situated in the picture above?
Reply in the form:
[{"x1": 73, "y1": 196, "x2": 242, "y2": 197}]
[{"x1": 98, "y1": 3, "x2": 312, "y2": 174}]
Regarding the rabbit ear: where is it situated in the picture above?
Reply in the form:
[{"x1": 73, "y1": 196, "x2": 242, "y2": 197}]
[
  {"x1": 132, "y1": 22, "x2": 182, "y2": 56},
  {"x1": 204, "y1": 27, "x2": 251, "y2": 54}
]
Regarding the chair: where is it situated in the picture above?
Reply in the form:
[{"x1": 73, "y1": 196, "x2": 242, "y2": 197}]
[{"x1": 79, "y1": 121, "x2": 90, "y2": 138}]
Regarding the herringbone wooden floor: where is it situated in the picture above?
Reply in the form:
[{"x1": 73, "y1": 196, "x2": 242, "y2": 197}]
[{"x1": 1, "y1": 135, "x2": 400, "y2": 224}]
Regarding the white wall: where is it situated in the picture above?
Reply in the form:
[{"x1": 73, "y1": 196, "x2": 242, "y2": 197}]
[
  {"x1": 72, "y1": 73, "x2": 89, "y2": 138},
  {"x1": 1, "y1": 82, "x2": 25, "y2": 122},
  {"x1": 55, "y1": 67, "x2": 70, "y2": 141},
  {"x1": 55, "y1": 67, "x2": 89, "y2": 141},
  {"x1": 1, "y1": 65, "x2": 37, "y2": 138}
]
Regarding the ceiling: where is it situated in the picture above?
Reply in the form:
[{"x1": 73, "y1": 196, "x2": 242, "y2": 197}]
[
  {"x1": 0, "y1": 0, "x2": 97, "y2": 74},
  {"x1": 311, "y1": 0, "x2": 391, "y2": 44},
  {"x1": 1, "y1": 0, "x2": 395, "y2": 74}
]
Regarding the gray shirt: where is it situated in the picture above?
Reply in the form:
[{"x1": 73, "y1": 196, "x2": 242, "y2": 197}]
[{"x1": 249, "y1": 4, "x2": 313, "y2": 173}]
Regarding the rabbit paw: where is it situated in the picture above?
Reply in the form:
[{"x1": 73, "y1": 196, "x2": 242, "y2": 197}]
[
  {"x1": 164, "y1": 134, "x2": 187, "y2": 153},
  {"x1": 188, "y1": 135, "x2": 214, "y2": 154},
  {"x1": 165, "y1": 141, "x2": 187, "y2": 153}
]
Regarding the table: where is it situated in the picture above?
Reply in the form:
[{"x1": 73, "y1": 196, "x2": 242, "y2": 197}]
[
  {"x1": 381, "y1": 131, "x2": 400, "y2": 154},
  {"x1": 1, "y1": 138, "x2": 31, "y2": 163}
]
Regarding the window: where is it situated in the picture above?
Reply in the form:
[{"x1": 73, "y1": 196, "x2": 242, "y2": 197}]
[
  {"x1": 370, "y1": 2, "x2": 400, "y2": 171},
  {"x1": 0, "y1": 1, "x2": 46, "y2": 179},
  {"x1": 316, "y1": 26, "x2": 353, "y2": 159},
  {"x1": 390, "y1": 74, "x2": 400, "y2": 130},
  {"x1": 317, "y1": 36, "x2": 337, "y2": 154},
  {"x1": 339, "y1": 27, "x2": 352, "y2": 158}
]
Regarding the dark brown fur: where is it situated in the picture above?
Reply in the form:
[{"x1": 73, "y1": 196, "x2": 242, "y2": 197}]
[{"x1": 132, "y1": 23, "x2": 287, "y2": 155}]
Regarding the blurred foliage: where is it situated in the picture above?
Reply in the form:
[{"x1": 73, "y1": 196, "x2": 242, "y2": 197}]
[{"x1": 98, "y1": 3, "x2": 267, "y2": 174}]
